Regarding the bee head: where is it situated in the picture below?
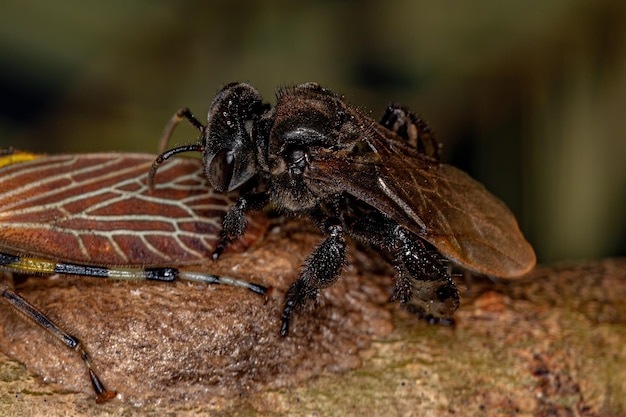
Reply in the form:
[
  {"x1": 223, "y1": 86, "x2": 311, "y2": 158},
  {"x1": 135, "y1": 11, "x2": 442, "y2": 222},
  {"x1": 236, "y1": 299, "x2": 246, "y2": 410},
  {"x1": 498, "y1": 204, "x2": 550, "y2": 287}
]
[{"x1": 203, "y1": 83, "x2": 268, "y2": 192}]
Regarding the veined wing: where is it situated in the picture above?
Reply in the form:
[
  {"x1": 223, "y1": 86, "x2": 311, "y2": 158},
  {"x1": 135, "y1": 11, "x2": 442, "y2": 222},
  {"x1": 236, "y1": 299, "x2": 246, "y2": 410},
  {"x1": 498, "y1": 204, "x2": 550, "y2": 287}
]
[
  {"x1": 306, "y1": 126, "x2": 535, "y2": 278},
  {"x1": 0, "y1": 153, "x2": 266, "y2": 266}
]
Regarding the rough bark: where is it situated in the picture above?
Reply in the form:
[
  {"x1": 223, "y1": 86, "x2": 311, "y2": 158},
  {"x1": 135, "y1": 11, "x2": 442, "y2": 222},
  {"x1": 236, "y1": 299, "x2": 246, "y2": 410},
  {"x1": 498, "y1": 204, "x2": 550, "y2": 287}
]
[{"x1": 0, "y1": 220, "x2": 624, "y2": 416}]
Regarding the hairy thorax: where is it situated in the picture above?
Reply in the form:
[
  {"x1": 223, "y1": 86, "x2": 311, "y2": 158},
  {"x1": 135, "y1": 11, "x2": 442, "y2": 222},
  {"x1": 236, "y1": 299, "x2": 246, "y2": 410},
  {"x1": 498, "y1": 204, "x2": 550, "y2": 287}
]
[{"x1": 270, "y1": 170, "x2": 337, "y2": 212}]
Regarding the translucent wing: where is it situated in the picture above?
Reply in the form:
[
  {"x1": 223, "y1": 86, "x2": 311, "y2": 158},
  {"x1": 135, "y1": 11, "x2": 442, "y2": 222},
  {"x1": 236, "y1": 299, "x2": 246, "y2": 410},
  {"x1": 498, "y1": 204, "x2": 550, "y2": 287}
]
[{"x1": 306, "y1": 124, "x2": 535, "y2": 278}]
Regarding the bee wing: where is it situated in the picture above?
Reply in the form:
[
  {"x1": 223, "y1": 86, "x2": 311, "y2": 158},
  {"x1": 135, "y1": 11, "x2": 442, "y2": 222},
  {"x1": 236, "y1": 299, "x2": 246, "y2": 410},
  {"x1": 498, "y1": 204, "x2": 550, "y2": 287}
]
[{"x1": 306, "y1": 127, "x2": 535, "y2": 278}]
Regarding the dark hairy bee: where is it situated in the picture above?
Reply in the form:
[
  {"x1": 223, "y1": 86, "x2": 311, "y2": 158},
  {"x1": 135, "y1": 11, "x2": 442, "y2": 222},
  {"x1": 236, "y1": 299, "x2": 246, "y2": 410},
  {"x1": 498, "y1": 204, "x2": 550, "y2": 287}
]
[{"x1": 150, "y1": 82, "x2": 536, "y2": 336}]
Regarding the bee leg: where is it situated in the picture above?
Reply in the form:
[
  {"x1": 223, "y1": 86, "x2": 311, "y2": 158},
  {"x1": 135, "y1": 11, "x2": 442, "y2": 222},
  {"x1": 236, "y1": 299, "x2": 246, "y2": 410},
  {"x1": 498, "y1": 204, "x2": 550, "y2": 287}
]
[
  {"x1": 1, "y1": 282, "x2": 116, "y2": 403},
  {"x1": 379, "y1": 103, "x2": 442, "y2": 160},
  {"x1": 280, "y1": 224, "x2": 346, "y2": 336},
  {"x1": 212, "y1": 191, "x2": 269, "y2": 260},
  {"x1": 390, "y1": 228, "x2": 459, "y2": 324},
  {"x1": 349, "y1": 214, "x2": 459, "y2": 324}
]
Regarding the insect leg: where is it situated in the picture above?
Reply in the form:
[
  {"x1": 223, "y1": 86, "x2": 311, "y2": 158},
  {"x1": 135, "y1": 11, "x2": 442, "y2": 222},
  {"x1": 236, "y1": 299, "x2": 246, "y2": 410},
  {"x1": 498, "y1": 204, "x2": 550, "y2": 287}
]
[
  {"x1": 0, "y1": 281, "x2": 116, "y2": 403},
  {"x1": 379, "y1": 103, "x2": 442, "y2": 160},
  {"x1": 280, "y1": 224, "x2": 346, "y2": 337},
  {"x1": 348, "y1": 212, "x2": 458, "y2": 324},
  {"x1": 212, "y1": 192, "x2": 269, "y2": 260},
  {"x1": 177, "y1": 271, "x2": 267, "y2": 295},
  {"x1": 0, "y1": 253, "x2": 268, "y2": 295},
  {"x1": 390, "y1": 227, "x2": 459, "y2": 324}
]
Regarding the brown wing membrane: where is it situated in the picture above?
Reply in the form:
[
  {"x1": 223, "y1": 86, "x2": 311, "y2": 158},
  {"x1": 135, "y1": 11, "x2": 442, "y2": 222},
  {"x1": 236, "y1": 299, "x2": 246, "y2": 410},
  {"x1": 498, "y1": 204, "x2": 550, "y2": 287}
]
[
  {"x1": 306, "y1": 126, "x2": 535, "y2": 278},
  {"x1": 0, "y1": 153, "x2": 267, "y2": 266}
]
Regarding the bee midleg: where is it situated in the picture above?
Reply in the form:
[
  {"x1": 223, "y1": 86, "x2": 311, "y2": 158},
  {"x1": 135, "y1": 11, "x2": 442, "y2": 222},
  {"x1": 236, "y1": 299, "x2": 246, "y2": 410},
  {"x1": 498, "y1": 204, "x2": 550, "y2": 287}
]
[
  {"x1": 0, "y1": 278, "x2": 116, "y2": 403},
  {"x1": 213, "y1": 191, "x2": 269, "y2": 260},
  {"x1": 280, "y1": 223, "x2": 346, "y2": 337},
  {"x1": 390, "y1": 228, "x2": 459, "y2": 323}
]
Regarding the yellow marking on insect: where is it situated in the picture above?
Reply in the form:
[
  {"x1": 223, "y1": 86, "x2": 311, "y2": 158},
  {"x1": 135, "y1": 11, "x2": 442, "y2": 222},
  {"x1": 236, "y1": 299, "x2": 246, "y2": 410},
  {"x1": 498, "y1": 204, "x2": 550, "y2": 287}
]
[
  {"x1": 0, "y1": 151, "x2": 43, "y2": 168},
  {"x1": 6, "y1": 257, "x2": 57, "y2": 274}
]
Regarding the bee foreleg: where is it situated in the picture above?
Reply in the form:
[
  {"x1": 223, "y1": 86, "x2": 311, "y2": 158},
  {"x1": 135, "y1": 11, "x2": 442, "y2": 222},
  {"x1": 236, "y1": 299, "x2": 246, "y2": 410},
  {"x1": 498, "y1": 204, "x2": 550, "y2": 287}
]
[{"x1": 212, "y1": 191, "x2": 269, "y2": 260}]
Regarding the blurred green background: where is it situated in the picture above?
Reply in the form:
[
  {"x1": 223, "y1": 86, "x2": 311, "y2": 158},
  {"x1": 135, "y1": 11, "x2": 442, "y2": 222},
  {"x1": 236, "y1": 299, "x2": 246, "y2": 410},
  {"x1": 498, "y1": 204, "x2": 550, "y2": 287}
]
[{"x1": 1, "y1": 0, "x2": 625, "y2": 264}]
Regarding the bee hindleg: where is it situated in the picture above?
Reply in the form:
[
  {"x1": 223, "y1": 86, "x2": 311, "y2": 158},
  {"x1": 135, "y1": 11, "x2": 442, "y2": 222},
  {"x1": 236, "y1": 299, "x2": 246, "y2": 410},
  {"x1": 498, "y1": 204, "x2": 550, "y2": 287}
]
[
  {"x1": 280, "y1": 224, "x2": 346, "y2": 336},
  {"x1": 391, "y1": 229, "x2": 459, "y2": 323},
  {"x1": 347, "y1": 214, "x2": 459, "y2": 323}
]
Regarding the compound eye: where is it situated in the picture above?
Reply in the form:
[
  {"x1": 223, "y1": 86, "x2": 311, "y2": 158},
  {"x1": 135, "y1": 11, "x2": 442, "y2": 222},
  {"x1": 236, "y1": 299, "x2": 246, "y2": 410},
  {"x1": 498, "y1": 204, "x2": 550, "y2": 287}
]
[{"x1": 208, "y1": 149, "x2": 235, "y2": 192}]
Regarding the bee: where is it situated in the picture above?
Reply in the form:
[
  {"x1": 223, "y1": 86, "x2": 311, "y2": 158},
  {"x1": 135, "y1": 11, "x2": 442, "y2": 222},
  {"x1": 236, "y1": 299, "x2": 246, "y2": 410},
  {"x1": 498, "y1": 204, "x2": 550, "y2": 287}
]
[{"x1": 150, "y1": 82, "x2": 536, "y2": 336}]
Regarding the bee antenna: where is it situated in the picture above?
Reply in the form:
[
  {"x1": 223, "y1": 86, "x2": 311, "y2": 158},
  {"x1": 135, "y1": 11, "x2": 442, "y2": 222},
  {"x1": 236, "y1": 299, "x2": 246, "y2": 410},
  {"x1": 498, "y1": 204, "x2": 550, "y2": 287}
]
[{"x1": 148, "y1": 144, "x2": 204, "y2": 191}]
